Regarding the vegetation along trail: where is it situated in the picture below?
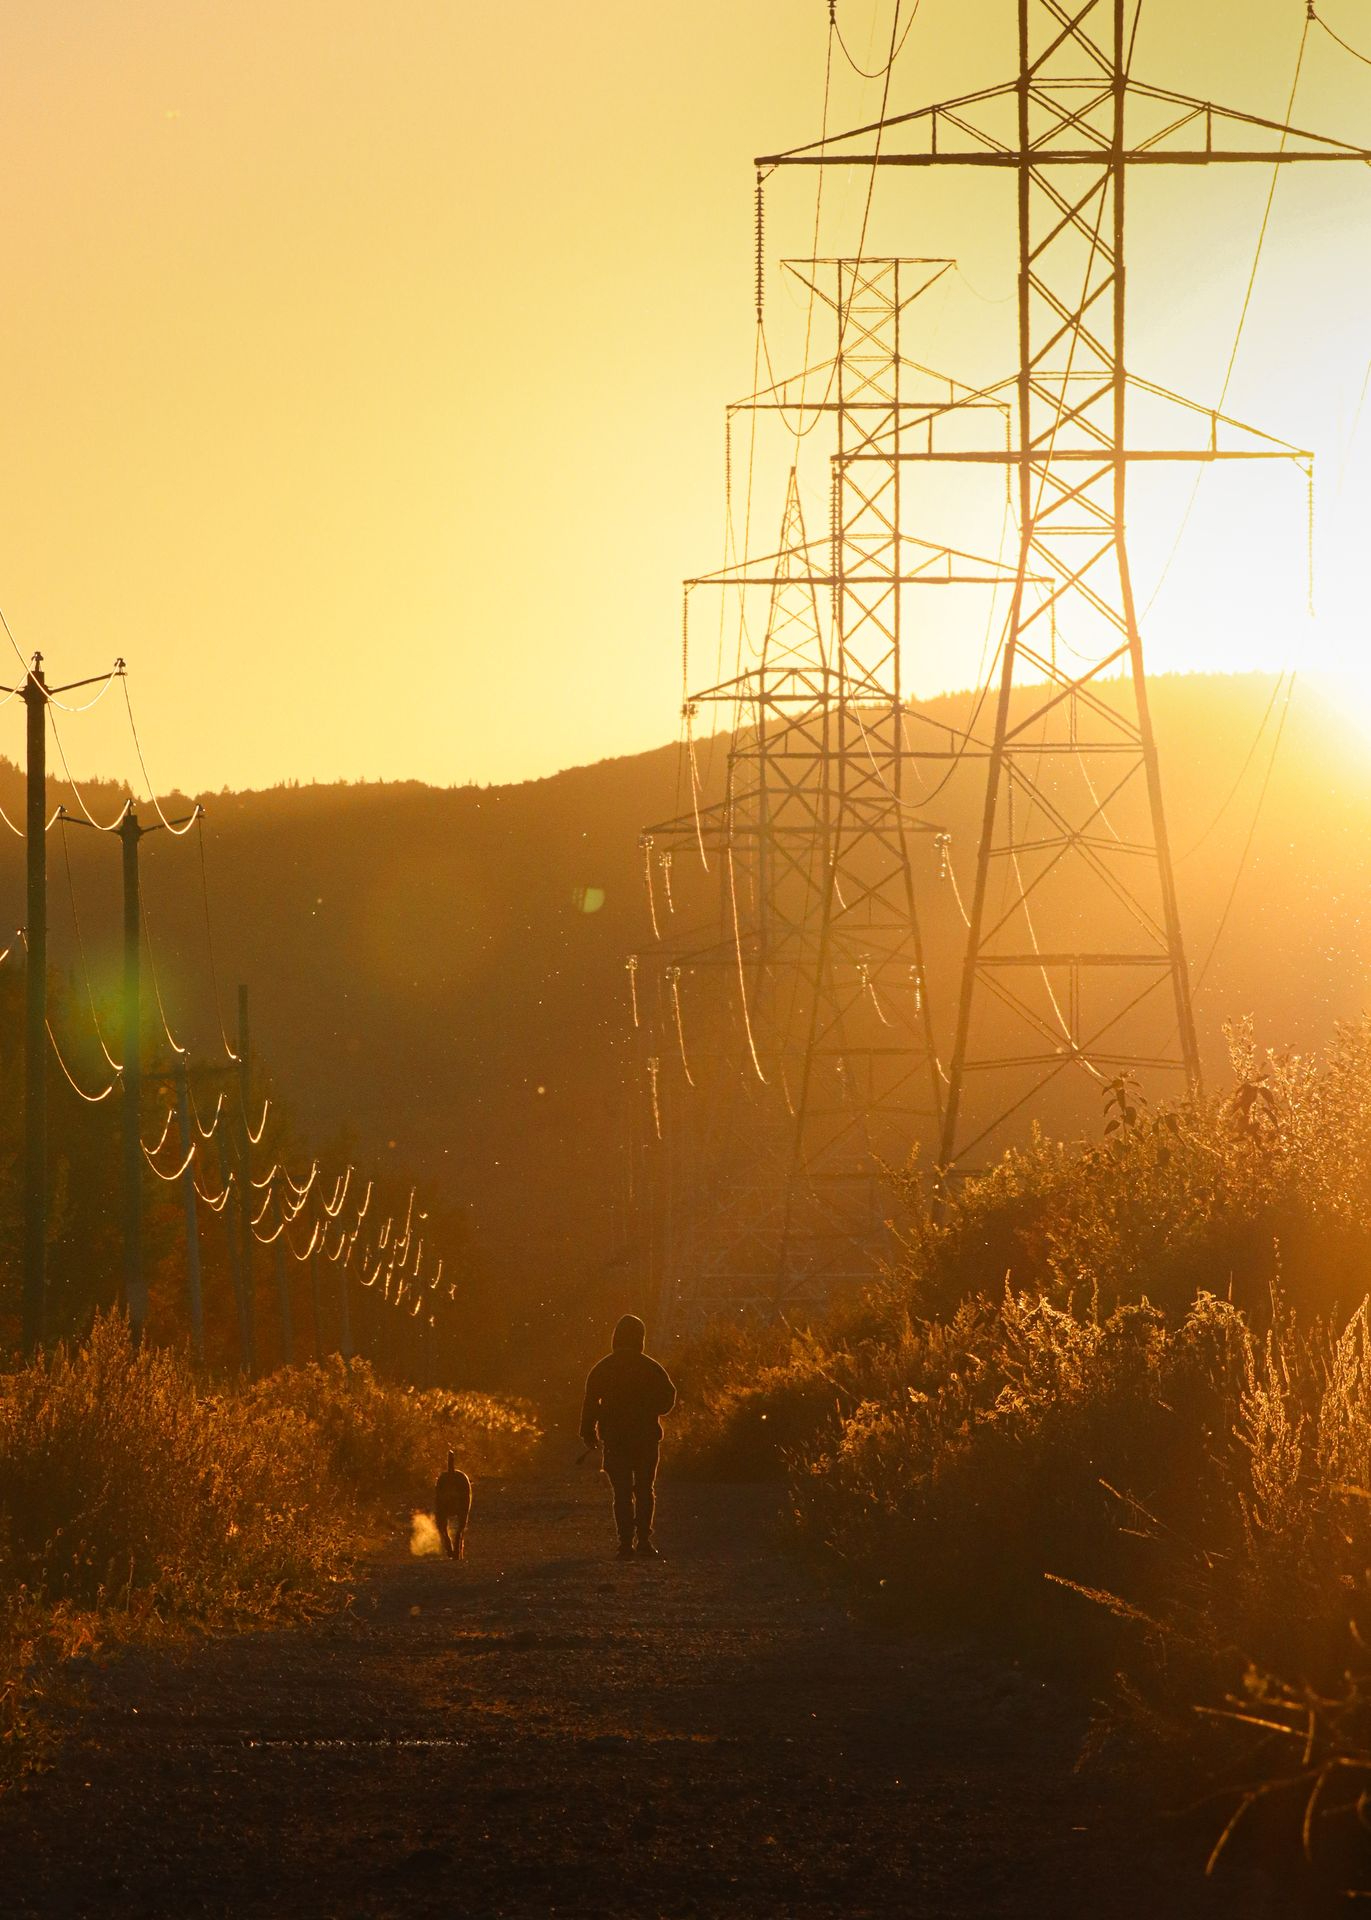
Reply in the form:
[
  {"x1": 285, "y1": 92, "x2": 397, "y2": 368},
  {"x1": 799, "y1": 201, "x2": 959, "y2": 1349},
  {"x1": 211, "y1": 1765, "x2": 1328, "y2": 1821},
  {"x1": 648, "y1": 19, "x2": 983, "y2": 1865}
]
[{"x1": 1, "y1": 1470, "x2": 1271, "y2": 1919}]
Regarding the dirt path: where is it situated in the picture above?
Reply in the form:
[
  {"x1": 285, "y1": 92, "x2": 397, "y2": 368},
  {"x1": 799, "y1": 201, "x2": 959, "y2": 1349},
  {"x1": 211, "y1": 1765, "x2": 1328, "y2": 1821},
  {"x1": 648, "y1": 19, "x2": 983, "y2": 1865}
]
[{"x1": 1, "y1": 1471, "x2": 1273, "y2": 1918}]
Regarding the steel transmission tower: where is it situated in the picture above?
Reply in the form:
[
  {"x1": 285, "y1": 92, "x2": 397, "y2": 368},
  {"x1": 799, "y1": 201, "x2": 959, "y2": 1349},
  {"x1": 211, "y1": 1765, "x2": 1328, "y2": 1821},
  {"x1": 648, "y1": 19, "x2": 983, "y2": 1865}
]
[
  {"x1": 760, "y1": 0, "x2": 1371, "y2": 1173},
  {"x1": 639, "y1": 260, "x2": 1018, "y2": 1330}
]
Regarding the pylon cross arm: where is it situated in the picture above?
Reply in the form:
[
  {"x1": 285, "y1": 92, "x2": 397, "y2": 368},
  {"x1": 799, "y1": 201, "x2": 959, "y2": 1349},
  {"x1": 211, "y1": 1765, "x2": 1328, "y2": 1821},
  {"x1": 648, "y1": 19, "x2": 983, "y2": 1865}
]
[{"x1": 757, "y1": 82, "x2": 1371, "y2": 172}]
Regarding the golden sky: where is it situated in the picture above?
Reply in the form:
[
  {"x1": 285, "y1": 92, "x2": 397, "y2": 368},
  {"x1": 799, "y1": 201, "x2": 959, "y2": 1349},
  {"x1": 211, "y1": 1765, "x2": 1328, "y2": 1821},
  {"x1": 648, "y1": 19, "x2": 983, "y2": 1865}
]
[{"x1": 4, "y1": 0, "x2": 1371, "y2": 794}]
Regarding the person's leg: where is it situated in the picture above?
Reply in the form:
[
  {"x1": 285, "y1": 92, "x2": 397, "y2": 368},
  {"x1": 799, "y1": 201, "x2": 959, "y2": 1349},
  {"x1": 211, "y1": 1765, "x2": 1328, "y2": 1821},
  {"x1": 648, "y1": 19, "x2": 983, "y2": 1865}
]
[
  {"x1": 633, "y1": 1443, "x2": 660, "y2": 1548},
  {"x1": 605, "y1": 1456, "x2": 635, "y2": 1553}
]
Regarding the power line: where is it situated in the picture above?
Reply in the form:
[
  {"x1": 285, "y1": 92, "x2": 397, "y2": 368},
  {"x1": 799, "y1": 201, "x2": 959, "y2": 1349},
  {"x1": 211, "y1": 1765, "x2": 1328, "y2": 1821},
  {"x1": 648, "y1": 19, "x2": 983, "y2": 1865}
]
[
  {"x1": 1195, "y1": 675, "x2": 1297, "y2": 992},
  {"x1": 47, "y1": 669, "x2": 120, "y2": 715},
  {"x1": 831, "y1": 0, "x2": 920, "y2": 82},
  {"x1": 56, "y1": 814, "x2": 124, "y2": 1073},
  {"x1": 140, "y1": 890, "x2": 188, "y2": 1058},
  {"x1": 1178, "y1": 674, "x2": 1291, "y2": 863},
  {"x1": 188, "y1": 1082, "x2": 226, "y2": 1141},
  {"x1": 1311, "y1": 4, "x2": 1371, "y2": 68},
  {"x1": 0, "y1": 604, "x2": 31, "y2": 678},
  {"x1": 144, "y1": 1135, "x2": 196, "y2": 1183},
  {"x1": 47, "y1": 1018, "x2": 119, "y2": 1103},
  {"x1": 121, "y1": 674, "x2": 199, "y2": 836},
  {"x1": 1142, "y1": 15, "x2": 1310, "y2": 618},
  {"x1": 47, "y1": 705, "x2": 129, "y2": 832},
  {"x1": 16, "y1": 916, "x2": 125, "y2": 1104}
]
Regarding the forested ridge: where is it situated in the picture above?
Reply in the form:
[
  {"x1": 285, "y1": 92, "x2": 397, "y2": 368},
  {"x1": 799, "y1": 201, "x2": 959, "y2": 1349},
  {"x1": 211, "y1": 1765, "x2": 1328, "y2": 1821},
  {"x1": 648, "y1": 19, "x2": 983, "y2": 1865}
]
[{"x1": 0, "y1": 671, "x2": 1363, "y2": 1393}]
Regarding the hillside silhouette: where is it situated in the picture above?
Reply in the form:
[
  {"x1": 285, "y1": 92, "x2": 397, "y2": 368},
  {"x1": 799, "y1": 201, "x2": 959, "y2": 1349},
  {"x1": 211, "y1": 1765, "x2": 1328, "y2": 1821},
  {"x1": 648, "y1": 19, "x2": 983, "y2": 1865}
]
[{"x1": 0, "y1": 670, "x2": 1363, "y2": 1392}]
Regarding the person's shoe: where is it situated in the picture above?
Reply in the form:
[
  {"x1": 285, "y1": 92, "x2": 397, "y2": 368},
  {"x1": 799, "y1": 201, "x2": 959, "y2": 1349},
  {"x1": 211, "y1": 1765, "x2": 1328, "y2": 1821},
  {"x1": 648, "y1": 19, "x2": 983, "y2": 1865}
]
[
  {"x1": 635, "y1": 1539, "x2": 661, "y2": 1559},
  {"x1": 616, "y1": 1542, "x2": 635, "y2": 1560}
]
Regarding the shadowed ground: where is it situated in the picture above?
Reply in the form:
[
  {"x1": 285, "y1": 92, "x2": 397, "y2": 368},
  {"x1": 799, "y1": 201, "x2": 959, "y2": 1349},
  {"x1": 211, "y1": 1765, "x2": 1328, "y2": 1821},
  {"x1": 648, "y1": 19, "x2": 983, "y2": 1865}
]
[{"x1": 0, "y1": 1472, "x2": 1277, "y2": 1918}]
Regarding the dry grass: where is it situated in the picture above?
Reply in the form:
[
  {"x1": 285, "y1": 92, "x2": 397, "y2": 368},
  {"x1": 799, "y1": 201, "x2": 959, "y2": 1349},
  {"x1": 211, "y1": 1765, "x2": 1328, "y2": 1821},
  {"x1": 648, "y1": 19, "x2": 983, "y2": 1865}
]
[
  {"x1": 0, "y1": 1316, "x2": 540, "y2": 1785},
  {"x1": 671, "y1": 1021, "x2": 1371, "y2": 1895}
]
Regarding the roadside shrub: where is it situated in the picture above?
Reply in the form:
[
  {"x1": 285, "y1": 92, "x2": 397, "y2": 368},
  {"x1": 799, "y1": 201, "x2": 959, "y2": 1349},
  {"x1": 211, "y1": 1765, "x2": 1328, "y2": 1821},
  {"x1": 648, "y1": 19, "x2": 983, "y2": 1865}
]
[
  {"x1": 0, "y1": 1316, "x2": 541, "y2": 1785},
  {"x1": 897, "y1": 1024, "x2": 1371, "y2": 1328},
  {"x1": 672, "y1": 1335, "x2": 852, "y2": 1479},
  {"x1": 0, "y1": 1315, "x2": 336, "y2": 1618},
  {"x1": 247, "y1": 1357, "x2": 539, "y2": 1507},
  {"x1": 680, "y1": 1022, "x2": 1371, "y2": 1894}
]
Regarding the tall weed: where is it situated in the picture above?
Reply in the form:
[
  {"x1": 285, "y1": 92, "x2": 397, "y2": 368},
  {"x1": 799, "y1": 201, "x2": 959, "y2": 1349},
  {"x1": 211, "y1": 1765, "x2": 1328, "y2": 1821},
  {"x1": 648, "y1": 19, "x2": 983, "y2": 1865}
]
[
  {"x1": 672, "y1": 1021, "x2": 1371, "y2": 1893},
  {"x1": 0, "y1": 1316, "x2": 540, "y2": 1785}
]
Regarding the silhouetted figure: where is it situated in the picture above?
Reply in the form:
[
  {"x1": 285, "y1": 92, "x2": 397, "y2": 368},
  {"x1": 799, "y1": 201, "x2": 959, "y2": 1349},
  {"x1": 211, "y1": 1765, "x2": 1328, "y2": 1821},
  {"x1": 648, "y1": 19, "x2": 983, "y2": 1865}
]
[
  {"x1": 580, "y1": 1313, "x2": 677, "y2": 1559},
  {"x1": 434, "y1": 1450, "x2": 472, "y2": 1560}
]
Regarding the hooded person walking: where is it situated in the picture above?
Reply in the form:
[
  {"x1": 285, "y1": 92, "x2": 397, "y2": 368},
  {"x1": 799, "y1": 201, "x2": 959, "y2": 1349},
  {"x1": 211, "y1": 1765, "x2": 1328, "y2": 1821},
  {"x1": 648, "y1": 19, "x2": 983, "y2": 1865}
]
[{"x1": 579, "y1": 1314, "x2": 677, "y2": 1560}]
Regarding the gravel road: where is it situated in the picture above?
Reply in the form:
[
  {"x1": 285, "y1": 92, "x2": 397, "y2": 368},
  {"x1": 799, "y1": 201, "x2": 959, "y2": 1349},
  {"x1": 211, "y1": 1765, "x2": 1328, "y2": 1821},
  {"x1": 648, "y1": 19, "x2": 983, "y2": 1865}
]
[{"x1": 0, "y1": 1470, "x2": 1281, "y2": 1917}]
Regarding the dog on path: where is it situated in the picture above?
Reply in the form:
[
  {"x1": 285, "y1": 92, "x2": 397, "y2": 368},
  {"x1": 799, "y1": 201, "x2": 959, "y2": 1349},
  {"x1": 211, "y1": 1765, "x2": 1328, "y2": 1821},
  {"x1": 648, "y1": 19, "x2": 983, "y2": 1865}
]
[{"x1": 434, "y1": 1451, "x2": 472, "y2": 1560}]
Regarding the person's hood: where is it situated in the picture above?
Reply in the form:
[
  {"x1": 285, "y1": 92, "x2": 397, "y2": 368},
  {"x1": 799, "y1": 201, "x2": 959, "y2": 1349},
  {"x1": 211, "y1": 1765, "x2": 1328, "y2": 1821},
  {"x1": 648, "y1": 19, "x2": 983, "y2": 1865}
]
[{"x1": 612, "y1": 1314, "x2": 647, "y2": 1353}]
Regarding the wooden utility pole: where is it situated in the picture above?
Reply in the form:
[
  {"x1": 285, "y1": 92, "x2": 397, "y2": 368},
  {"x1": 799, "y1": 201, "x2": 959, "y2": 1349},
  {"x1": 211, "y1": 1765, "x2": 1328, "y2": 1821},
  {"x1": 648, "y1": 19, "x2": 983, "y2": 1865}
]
[
  {"x1": 172, "y1": 1059, "x2": 205, "y2": 1364},
  {"x1": 60, "y1": 797, "x2": 202, "y2": 1343},
  {"x1": 309, "y1": 1237, "x2": 324, "y2": 1360},
  {"x1": 273, "y1": 1187, "x2": 293, "y2": 1366},
  {"x1": 216, "y1": 1127, "x2": 248, "y2": 1364},
  {"x1": 337, "y1": 1235, "x2": 354, "y2": 1360},
  {"x1": 22, "y1": 658, "x2": 47, "y2": 1355},
  {"x1": 118, "y1": 806, "x2": 145, "y2": 1336},
  {"x1": 236, "y1": 984, "x2": 256, "y2": 1374},
  {"x1": 14, "y1": 653, "x2": 117, "y2": 1355}
]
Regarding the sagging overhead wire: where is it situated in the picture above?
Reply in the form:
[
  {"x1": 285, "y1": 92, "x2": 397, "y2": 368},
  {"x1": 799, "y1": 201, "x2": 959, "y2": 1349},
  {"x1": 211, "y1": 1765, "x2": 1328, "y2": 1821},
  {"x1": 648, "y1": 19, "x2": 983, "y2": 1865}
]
[
  {"x1": 120, "y1": 673, "x2": 200, "y2": 835},
  {"x1": 726, "y1": 845, "x2": 768, "y2": 1084},
  {"x1": 667, "y1": 967, "x2": 695, "y2": 1087},
  {"x1": 0, "y1": 688, "x2": 26, "y2": 834},
  {"x1": 57, "y1": 813, "x2": 124, "y2": 1073},
  {"x1": 642, "y1": 837, "x2": 661, "y2": 939},
  {"x1": 47, "y1": 667, "x2": 120, "y2": 715},
  {"x1": 1196, "y1": 674, "x2": 1297, "y2": 992},
  {"x1": 1178, "y1": 673, "x2": 1291, "y2": 863},
  {"x1": 193, "y1": 1168, "x2": 234, "y2": 1213},
  {"x1": 144, "y1": 1136, "x2": 196, "y2": 1183},
  {"x1": 684, "y1": 707, "x2": 711, "y2": 872},
  {"x1": 0, "y1": 604, "x2": 30, "y2": 678},
  {"x1": 48, "y1": 706, "x2": 130, "y2": 832},
  {"x1": 17, "y1": 923, "x2": 120, "y2": 1101},
  {"x1": 48, "y1": 1016, "x2": 119, "y2": 1104},
  {"x1": 189, "y1": 1083, "x2": 226, "y2": 1141},
  {"x1": 1310, "y1": 4, "x2": 1371, "y2": 68},
  {"x1": 140, "y1": 891, "x2": 187, "y2": 1058},
  {"x1": 283, "y1": 1160, "x2": 319, "y2": 1202},
  {"x1": 281, "y1": 1179, "x2": 315, "y2": 1223},
  {"x1": 323, "y1": 1166, "x2": 353, "y2": 1218},
  {"x1": 252, "y1": 1208, "x2": 287, "y2": 1247},
  {"x1": 830, "y1": 0, "x2": 920, "y2": 80},
  {"x1": 1143, "y1": 12, "x2": 1310, "y2": 619},
  {"x1": 1220, "y1": 20, "x2": 1311, "y2": 412},
  {"x1": 285, "y1": 1218, "x2": 322, "y2": 1264}
]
